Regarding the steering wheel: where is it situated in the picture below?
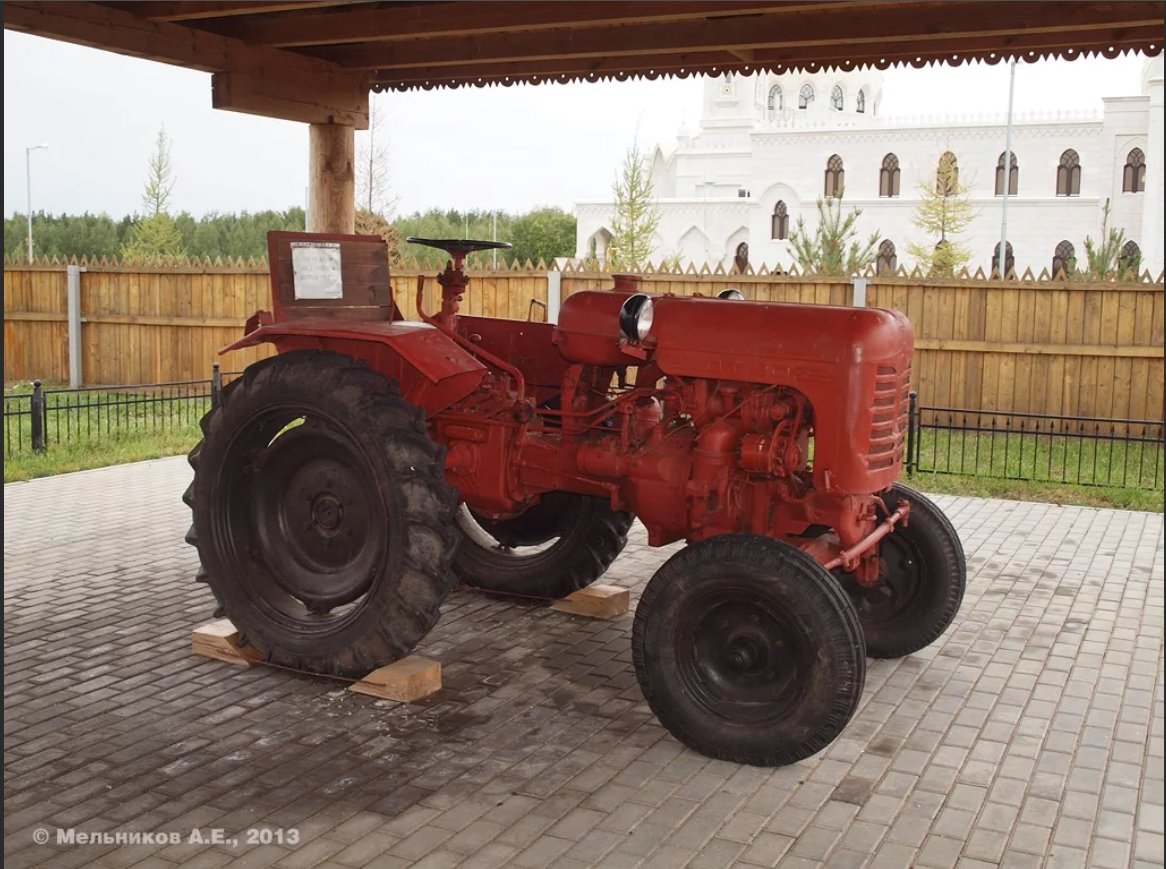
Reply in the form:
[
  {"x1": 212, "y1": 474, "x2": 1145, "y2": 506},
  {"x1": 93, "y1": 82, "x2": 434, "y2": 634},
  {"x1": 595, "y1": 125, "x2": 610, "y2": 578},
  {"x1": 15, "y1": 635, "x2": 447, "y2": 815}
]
[{"x1": 406, "y1": 237, "x2": 512, "y2": 259}]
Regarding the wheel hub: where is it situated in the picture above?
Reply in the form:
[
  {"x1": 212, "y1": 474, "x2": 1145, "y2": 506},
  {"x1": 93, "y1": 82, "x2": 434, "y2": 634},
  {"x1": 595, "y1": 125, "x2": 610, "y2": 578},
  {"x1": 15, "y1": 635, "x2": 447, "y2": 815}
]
[
  {"x1": 844, "y1": 533, "x2": 922, "y2": 624},
  {"x1": 311, "y1": 493, "x2": 344, "y2": 533},
  {"x1": 680, "y1": 596, "x2": 804, "y2": 721},
  {"x1": 249, "y1": 424, "x2": 384, "y2": 611}
]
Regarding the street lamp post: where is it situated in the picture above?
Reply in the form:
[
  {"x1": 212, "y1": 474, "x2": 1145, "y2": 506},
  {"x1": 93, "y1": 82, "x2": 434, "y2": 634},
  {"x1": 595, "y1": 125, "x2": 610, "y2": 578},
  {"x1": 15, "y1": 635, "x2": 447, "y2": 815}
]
[{"x1": 26, "y1": 143, "x2": 49, "y2": 261}]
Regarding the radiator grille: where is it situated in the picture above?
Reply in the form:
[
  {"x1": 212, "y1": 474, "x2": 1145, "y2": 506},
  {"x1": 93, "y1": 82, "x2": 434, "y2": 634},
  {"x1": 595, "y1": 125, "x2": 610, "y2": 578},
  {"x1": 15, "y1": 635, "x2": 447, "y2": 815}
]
[{"x1": 867, "y1": 364, "x2": 911, "y2": 471}]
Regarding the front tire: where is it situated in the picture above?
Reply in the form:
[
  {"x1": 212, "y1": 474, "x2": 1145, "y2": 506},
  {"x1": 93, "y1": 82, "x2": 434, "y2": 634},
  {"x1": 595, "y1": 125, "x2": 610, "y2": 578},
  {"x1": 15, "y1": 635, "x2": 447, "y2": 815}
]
[
  {"x1": 632, "y1": 535, "x2": 866, "y2": 767},
  {"x1": 184, "y1": 350, "x2": 459, "y2": 678},
  {"x1": 839, "y1": 483, "x2": 966, "y2": 659},
  {"x1": 454, "y1": 493, "x2": 633, "y2": 599}
]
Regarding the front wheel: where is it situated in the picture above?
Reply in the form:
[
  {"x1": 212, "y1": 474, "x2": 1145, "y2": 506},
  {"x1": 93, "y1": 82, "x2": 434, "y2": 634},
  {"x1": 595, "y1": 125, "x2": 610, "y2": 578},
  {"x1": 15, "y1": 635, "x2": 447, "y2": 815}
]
[
  {"x1": 839, "y1": 484, "x2": 966, "y2": 659},
  {"x1": 632, "y1": 535, "x2": 866, "y2": 767}
]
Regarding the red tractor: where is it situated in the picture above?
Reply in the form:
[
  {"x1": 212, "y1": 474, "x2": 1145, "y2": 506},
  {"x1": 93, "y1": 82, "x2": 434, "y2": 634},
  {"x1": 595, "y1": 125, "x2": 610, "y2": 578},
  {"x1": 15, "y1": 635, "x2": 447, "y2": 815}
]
[{"x1": 186, "y1": 231, "x2": 965, "y2": 767}]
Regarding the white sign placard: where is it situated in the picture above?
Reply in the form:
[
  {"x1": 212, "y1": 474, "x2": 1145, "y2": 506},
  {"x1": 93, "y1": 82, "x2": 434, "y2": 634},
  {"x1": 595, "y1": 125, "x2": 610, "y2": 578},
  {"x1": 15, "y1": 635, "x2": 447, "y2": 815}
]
[{"x1": 291, "y1": 241, "x2": 343, "y2": 300}]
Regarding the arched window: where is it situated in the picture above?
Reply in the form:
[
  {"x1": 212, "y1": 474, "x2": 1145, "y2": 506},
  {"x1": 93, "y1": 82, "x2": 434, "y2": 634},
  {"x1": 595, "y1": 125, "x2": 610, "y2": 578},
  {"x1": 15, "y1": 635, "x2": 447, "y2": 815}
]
[
  {"x1": 880, "y1": 154, "x2": 900, "y2": 197},
  {"x1": 799, "y1": 84, "x2": 815, "y2": 109},
  {"x1": 1119, "y1": 240, "x2": 1141, "y2": 275},
  {"x1": 937, "y1": 151, "x2": 959, "y2": 195},
  {"x1": 992, "y1": 241, "x2": 1015, "y2": 276},
  {"x1": 734, "y1": 242, "x2": 749, "y2": 274},
  {"x1": 771, "y1": 201, "x2": 789, "y2": 240},
  {"x1": 824, "y1": 155, "x2": 845, "y2": 198},
  {"x1": 767, "y1": 85, "x2": 783, "y2": 113},
  {"x1": 856, "y1": 90, "x2": 866, "y2": 113},
  {"x1": 1123, "y1": 148, "x2": 1146, "y2": 193},
  {"x1": 1057, "y1": 149, "x2": 1081, "y2": 196},
  {"x1": 831, "y1": 85, "x2": 844, "y2": 111},
  {"x1": 1052, "y1": 240, "x2": 1075, "y2": 276},
  {"x1": 996, "y1": 151, "x2": 1018, "y2": 196},
  {"x1": 877, "y1": 240, "x2": 897, "y2": 275}
]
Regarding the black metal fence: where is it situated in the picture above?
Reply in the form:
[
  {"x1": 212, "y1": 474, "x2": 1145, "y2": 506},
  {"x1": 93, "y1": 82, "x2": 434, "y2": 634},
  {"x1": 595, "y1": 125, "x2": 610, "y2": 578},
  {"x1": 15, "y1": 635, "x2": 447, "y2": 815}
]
[
  {"x1": 906, "y1": 392, "x2": 1165, "y2": 491},
  {"x1": 4, "y1": 365, "x2": 232, "y2": 456}
]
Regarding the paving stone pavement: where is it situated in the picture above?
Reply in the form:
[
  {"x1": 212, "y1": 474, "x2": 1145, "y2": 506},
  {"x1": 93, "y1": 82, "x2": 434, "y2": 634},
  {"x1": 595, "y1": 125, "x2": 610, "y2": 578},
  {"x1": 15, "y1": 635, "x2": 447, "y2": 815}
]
[{"x1": 3, "y1": 456, "x2": 1163, "y2": 869}]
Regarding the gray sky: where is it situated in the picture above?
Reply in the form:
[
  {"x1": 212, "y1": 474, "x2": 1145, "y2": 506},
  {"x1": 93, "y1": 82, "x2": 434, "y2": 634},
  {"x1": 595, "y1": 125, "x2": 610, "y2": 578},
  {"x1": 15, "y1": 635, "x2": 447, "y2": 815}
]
[{"x1": 3, "y1": 30, "x2": 1147, "y2": 219}]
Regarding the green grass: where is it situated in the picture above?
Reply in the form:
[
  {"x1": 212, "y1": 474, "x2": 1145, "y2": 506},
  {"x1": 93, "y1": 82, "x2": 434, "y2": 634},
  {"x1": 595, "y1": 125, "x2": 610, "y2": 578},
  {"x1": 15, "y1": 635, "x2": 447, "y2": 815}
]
[
  {"x1": 909, "y1": 425, "x2": 1163, "y2": 512},
  {"x1": 907, "y1": 471, "x2": 1162, "y2": 513},
  {"x1": 4, "y1": 381, "x2": 211, "y2": 482},
  {"x1": 913, "y1": 424, "x2": 1163, "y2": 490}
]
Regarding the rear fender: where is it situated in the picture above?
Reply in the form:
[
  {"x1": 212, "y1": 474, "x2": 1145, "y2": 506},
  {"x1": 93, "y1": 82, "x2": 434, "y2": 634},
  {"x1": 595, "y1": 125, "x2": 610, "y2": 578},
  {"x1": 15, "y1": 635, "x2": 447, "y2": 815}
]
[{"x1": 221, "y1": 319, "x2": 487, "y2": 416}]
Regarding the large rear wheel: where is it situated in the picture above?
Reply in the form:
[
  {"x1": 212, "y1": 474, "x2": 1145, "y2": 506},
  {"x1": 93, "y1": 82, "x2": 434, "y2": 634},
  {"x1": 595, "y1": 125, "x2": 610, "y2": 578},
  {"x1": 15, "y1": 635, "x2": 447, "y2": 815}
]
[
  {"x1": 454, "y1": 493, "x2": 633, "y2": 599},
  {"x1": 184, "y1": 350, "x2": 459, "y2": 678},
  {"x1": 632, "y1": 535, "x2": 866, "y2": 766}
]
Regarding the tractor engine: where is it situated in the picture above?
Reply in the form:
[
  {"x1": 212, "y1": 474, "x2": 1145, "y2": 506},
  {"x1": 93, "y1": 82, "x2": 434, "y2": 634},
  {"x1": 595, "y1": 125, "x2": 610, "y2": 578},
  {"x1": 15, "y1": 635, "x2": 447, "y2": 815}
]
[{"x1": 444, "y1": 283, "x2": 914, "y2": 567}]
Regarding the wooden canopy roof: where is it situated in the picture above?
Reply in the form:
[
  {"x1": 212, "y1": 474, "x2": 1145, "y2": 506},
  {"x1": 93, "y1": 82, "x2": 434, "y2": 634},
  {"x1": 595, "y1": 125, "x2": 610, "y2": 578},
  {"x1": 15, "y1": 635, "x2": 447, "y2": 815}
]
[{"x1": 5, "y1": 1, "x2": 1163, "y2": 126}]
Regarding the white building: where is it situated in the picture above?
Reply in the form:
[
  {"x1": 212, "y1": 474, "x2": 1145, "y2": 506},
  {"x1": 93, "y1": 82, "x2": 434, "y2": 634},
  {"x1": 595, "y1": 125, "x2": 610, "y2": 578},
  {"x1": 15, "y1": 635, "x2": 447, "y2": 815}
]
[{"x1": 576, "y1": 57, "x2": 1164, "y2": 277}]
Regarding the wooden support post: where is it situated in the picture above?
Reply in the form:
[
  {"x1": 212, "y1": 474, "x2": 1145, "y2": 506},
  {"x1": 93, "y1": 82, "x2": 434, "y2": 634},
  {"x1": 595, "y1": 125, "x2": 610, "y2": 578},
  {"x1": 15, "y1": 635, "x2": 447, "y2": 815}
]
[
  {"x1": 308, "y1": 123, "x2": 355, "y2": 233},
  {"x1": 551, "y1": 584, "x2": 630, "y2": 619},
  {"x1": 349, "y1": 657, "x2": 441, "y2": 702}
]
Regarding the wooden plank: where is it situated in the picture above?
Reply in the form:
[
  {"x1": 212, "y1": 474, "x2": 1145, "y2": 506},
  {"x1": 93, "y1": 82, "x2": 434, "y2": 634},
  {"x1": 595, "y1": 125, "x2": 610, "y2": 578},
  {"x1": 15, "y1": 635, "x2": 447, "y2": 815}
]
[
  {"x1": 1111, "y1": 290, "x2": 1138, "y2": 423},
  {"x1": 349, "y1": 656, "x2": 441, "y2": 702},
  {"x1": 4, "y1": 1, "x2": 355, "y2": 77},
  {"x1": 327, "y1": 2, "x2": 1165, "y2": 70},
  {"x1": 550, "y1": 584, "x2": 631, "y2": 619},
  {"x1": 212, "y1": 70, "x2": 368, "y2": 127},
  {"x1": 1128, "y1": 292, "x2": 1155, "y2": 421},
  {"x1": 1013, "y1": 286, "x2": 1036, "y2": 412},
  {"x1": 229, "y1": 1, "x2": 800, "y2": 47},
  {"x1": 192, "y1": 619, "x2": 262, "y2": 666},
  {"x1": 109, "y1": 1, "x2": 364, "y2": 23},
  {"x1": 2, "y1": 312, "x2": 254, "y2": 329},
  {"x1": 3, "y1": 1, "x2": 369, "y2": 125}
]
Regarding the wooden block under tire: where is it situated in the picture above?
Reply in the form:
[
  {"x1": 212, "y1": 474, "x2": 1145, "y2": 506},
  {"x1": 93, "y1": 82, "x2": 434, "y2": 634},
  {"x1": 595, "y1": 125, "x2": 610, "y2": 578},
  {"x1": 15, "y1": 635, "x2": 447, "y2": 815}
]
[
  {"x1": 191, "y1": 619, "x2": 262, "y2": 666},
  {"x1": 551, "y1": 584, "x2": 630, "y2": 619},
  {"x1": 349, "y1": 657, "x2": 441, "y2": 702}
]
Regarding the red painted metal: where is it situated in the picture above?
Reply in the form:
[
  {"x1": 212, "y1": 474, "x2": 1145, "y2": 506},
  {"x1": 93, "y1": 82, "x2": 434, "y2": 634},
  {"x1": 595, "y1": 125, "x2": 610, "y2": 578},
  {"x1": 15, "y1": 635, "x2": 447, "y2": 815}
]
[
  {"x1": 823, "y1": 501, "x2": 910, "y2": 572},
  {"x1": 234, "y1": 233, "x2": 918, "y2": 570}
]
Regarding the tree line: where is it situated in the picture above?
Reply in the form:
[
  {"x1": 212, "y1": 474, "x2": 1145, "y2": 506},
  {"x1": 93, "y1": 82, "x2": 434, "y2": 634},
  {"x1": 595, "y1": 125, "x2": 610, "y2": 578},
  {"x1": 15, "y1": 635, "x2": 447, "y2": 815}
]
[
  {"x1": 6, "y1": 124, "x2": 578, "y2": 267},
  {"x1": 4, "y1": 205, "x2": 578, "y2": 266}
]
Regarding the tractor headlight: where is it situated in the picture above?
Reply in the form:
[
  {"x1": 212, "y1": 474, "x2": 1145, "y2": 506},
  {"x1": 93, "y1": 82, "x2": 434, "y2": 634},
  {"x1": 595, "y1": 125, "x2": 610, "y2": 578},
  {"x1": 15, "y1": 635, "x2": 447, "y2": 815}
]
[
  {"x1": 619, "y1": 293, "x2": 654, "y2": 342},
  {"x1": 718, "y1": 288, "x2": 745, "y2": 300}
]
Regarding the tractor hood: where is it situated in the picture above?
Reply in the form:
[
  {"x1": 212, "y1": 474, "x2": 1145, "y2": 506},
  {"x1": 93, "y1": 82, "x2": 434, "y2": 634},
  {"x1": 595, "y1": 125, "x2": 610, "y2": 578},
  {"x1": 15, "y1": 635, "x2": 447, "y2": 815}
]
[{"x1": 649, "y1": 295, "x2": 915, "y2": 494}]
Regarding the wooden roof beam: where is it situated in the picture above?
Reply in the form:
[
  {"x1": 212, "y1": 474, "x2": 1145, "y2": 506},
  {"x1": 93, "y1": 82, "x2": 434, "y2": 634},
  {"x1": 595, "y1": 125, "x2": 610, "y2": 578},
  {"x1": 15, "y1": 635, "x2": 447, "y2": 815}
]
[
  {"x1": 317, "y1": 1, "x2": 1164, "y2": 71},
  {"x1": 98, "y1": 1, "x2": 370, "y2": 23},
  {"x1": 211, "y1": 1, "x2": 849, "y2": 49},
  {"x1": 372, "y1": 26, "x2": 1165, "y2": 87},
  {"x1": 4, "y1": 1, "x2": 370, "y2": 125}
]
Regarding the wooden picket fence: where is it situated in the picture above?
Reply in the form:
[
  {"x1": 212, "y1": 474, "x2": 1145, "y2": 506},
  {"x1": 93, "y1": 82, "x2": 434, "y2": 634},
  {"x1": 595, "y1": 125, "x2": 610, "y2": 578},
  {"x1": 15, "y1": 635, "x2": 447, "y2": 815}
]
[{"x1": 4, "y1": 254, "x2": 1163, "y2": 423}]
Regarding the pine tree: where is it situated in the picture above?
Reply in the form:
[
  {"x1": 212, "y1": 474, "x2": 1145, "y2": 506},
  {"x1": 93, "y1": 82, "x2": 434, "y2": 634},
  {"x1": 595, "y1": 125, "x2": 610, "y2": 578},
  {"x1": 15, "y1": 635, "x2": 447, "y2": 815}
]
[
  {"x1": 906, "y1": 151, "x2": 976, "y2": 276},
  {"x1": 788, "y1": 193, "x2": 880, "y2": 275},
  {"x1": 1083, "y1": 198, "x2": 1138, "y2": 279},
  {"x1": 609, "y1": 141, "x2": 660, "y2": 271},
  {"x1": 121, "y1": 125, "x2": 186, "y2": 261}
]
